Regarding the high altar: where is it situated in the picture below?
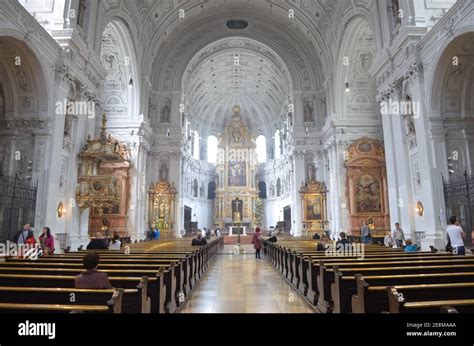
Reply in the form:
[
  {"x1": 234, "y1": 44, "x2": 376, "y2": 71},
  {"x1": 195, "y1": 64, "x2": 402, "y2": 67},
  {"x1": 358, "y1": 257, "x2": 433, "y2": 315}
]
[{"x1": 214, "y1": 106, "x2": 259, "y2": 232}]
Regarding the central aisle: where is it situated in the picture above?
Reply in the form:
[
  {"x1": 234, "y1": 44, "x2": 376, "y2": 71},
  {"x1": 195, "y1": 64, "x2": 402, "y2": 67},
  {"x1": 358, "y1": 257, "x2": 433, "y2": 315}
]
[{"x1": 180, "y1": 247, "x2": 314, "y2": 313}]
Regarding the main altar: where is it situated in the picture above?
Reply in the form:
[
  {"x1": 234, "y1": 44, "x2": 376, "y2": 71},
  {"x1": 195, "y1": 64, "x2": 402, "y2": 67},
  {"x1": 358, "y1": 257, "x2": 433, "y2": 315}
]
[{"x1": 214, "y1": 106, "x2": 259, "y2": 232}]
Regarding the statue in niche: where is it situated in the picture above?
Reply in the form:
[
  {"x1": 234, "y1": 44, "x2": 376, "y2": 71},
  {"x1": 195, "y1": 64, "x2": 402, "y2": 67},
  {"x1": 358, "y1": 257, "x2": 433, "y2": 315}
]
[
  {"x1": 77, "y1": 0, "x2": 88, "y2": 28},
  {"x1": 161, "y1": 98, "x2": 171, "y2": 123},
  {"x1": 392, "y1": 0, "x2": 401, "y2": 26},
  {"x1": 0, "y1": 86, "x2": 4, "y2": 118},
  {"x1": 304, "y1": 99, "x2": 314, "y2": 122},
  {"x1": 405, "y1": 115, "x2": 416, "y2": 135},
  {"x1": 104, "y1": 53, "x2": 116, "y2": 72},
  {"x1": 321, "y1": 98, "x2": 327, "y2": 120},
  {"x1": 307, "y1": 163, "x2": 316, "y2": 182},
  {"x1": 359, "y1": 52, "x2": 373, "y2": 74},
  {"x1": 17, "y1": 69, "x2": 28, "y2": 91},
  {"x1": 404, "y1": 96, "x2": 416, "y2": 136},
  {"x1": 64, "y1": 112, "x2": 73, "y2": 137},
  {"x1": 159, "y1": 162, "x2": 169, "y2": 182}
]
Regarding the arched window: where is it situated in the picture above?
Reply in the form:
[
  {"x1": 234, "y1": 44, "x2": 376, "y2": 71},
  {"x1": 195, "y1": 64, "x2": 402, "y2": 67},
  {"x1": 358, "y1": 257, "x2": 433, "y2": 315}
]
[
  {"x1": 193, "y1": 131, "x2": 200, "y2": 160},
  {"x1": 256, "y1": 135, "x2": 267, "y2": 163},
  {"x1": 276, "y1": 178, "x2": 282, "y2": 197},
  {"x1": 208, "y1": 182, "x2": 216, "y2": 199},
  {"x1": 193, "y1": 179, "x2": 198, "y2": 197},
  {"x1": 258, "y1": 181, "x2": 267, "y2": 199},
  {"x1": 274, "y1": 130, "x2": 281, "y2": 160},
  {"x1": 207, "y1": 135, "x2": 218, "y2": 164}
]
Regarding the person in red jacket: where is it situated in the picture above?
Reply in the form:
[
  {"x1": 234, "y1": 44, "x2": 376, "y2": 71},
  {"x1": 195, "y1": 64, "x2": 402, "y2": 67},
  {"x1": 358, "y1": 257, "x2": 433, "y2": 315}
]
[
  {"x1": 39, "y1": 227, "x2": 55, "y2": 256},
  {"x1": 252, "y1": 227, "x2": 262, "y2": 259}
]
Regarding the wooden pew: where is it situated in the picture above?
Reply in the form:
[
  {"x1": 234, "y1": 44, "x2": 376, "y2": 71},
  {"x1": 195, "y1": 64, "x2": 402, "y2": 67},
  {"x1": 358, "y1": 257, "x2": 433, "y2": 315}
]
[
  {"x1": 388, "y1": 287, "x2": 474, "y2": 313},
  {"x1": 0, "y1": 303, "x2": 117, "y2": 313},
  {"x1": 0, "y1": 286, "x2": 147, "y2": 313},
  {"x1": 334, "y1": 271, "x2": 474, "y2": 314},
  {"x1": 331, "y1": 264, "x2": 474, "y2": 313},
  {"x1": 321, "y1": 260, "x2": 474, "y2": 312},
  {"x1": 7, "y1": 257, "x2": 174, "y2": 313},
  {"x1": 352, "y1": 276, "x2": 474, "y2": 313},
  {"x1": 0, "y1": 237, "x2": 223, "y2": 314},
  {"x1": 301, "y1": 253, "x2": 461, "y2": 308},
  {"x1": 0, "y1": 274, "x2": 156, "y2": 313}
]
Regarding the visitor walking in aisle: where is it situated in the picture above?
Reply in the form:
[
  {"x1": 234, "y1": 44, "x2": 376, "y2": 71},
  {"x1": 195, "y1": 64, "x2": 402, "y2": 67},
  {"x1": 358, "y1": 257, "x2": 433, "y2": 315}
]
[{"x1": 252, "y1": 227, "x2": 262, "y2": 259}]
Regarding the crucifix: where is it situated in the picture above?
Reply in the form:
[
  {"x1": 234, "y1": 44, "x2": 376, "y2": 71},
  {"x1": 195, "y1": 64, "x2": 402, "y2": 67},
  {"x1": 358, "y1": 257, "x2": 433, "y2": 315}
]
[{"x1": 233, "y1": 198, "x2": 242, "y2": 223}]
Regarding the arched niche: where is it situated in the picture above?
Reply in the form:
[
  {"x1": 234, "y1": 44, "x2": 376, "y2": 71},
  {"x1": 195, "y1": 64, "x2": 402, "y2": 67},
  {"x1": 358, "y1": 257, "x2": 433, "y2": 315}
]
[
  {"x1": 99, "y1": 20, "x2": 139, "y2": 122},
  {"x1": 335, "y1": 18, "x2": 376, "y2": 120}
]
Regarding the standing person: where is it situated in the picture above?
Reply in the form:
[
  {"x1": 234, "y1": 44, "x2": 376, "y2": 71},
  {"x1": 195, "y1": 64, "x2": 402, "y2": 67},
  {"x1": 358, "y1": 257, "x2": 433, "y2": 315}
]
[
  {"x1": 147, "y1": 227, "x2": 155, "y2": 241},
  {"x1": 447, "y1": 216, "x2": 465, "y2": 255},
  {"x1": 154, "y1": 226, "x2": 160, "y2": 240},
  {"x1": 39, "y1": 227, "x2": 55, "y2": 256},
  {"x1": 108, "y1": 233, "x2": 121, "y2": 250},
  {"x1": 252, "y1": 227, "x2": 262, "y2": 259},
  {"x1": 360, "y1": 221, "x2": 371, "y2": 244},
  {"x1": 392, "y1": 223, "x2": 405, "y2": 248},
  {"x1": 13, "y1": 224, "x2": 33, "y2": 245}
]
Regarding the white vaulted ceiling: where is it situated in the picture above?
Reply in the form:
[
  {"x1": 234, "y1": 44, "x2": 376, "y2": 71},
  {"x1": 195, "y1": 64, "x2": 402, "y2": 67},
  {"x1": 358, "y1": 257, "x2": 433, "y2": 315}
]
[{"x1": 182, "y1": 38, "x2": 292, "y2": 134}]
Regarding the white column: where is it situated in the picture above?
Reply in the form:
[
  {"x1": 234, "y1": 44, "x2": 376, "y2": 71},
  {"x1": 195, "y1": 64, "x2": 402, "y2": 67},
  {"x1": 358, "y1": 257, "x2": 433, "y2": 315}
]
[
  {"x1": 411, "y1": 78, "x2": 445, "y2": 250},
  {"x1": 381, "y1": 111, "x2": 400, "y2": 228},
  {"x1": 292, "y1": 152, "x2": 305, "y2": 236}
]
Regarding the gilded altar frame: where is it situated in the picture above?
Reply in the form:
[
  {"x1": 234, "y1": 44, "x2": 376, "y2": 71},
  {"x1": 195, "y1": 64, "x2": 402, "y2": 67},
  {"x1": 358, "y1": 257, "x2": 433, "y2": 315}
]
[
  {"x1": 299, "y1": 180, "x2": 328, "y2": 233},
  {"x1": 148, "y1": 181, "x2": 177, "y2": 236},
  {"x1": 214, "y1": 106, "x2": 259, "y2": 229},
  {"x1": 345, "y1": 137, "x2": 390, "y2": 237}
]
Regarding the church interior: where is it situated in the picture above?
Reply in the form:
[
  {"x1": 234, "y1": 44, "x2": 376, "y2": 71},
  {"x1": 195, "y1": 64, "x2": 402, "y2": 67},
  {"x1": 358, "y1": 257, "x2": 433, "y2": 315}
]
[{"x1": 0, "y1": 0, "x2": 473, "y2": 327}]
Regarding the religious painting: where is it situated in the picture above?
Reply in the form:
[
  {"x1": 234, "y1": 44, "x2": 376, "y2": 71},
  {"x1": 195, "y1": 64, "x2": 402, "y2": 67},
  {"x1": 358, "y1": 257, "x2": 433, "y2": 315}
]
[
  {"x1": 355, "y1": 174, "x2": 381, "y2": 213},
  {"x1": 305, "y1": 195, "x2": 322, "y2": 220},
  {"x1": 228, "y1": 160, "x2": 246, "y2": 187}
]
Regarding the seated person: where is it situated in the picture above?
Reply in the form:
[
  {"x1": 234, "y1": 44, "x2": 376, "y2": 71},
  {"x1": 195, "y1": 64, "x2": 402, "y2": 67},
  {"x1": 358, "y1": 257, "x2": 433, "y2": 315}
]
[
  {"x1": 320, "y1": 234, "x2": 330, "y2": 241},
  {"x1": 267, "y1": 235, "x2": 277, "y2": 243},
  {"x1": 404, "y1": 239, "x2": 418, "y2": 252},
  {"x1": 75, "y1": 252, "x2": 112, "y2": 289},
  {"x1": 191, "y1": 232, "x2": 208, "y2": 246},
  {"x1": 86, "y1": 232, "x2": 108, "y2": 250},
  {"x1": 108, "y1": 233, "x2": 121, "y2": 250},
  {"x1": 383, "y1": 231, "x2": 394, "y2": 247},
  {"x1": 316, "y1": 242, "x2": 326, "y2": 251},
  {"x1": 336, "y1": 232, "x2": 352, "y2": 247}
]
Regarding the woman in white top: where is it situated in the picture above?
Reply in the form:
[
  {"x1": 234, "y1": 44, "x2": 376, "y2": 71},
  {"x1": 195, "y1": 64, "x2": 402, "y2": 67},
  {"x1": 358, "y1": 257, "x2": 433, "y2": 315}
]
[
  {"x1": 108, "y1": 234, "x2": 121, "y2": 250},
  {"x1": 447, "y1": 216, "x2": 465, "y2": 255},
  {"x1": 383, "y1": 231, "x2": 394, "y2": 247}
]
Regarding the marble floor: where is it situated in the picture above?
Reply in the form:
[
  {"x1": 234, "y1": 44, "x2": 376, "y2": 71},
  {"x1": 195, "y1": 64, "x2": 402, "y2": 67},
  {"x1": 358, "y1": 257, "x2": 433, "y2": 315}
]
[{"x1": 179, "y1": 248, "x2": 314, "y2": 313}]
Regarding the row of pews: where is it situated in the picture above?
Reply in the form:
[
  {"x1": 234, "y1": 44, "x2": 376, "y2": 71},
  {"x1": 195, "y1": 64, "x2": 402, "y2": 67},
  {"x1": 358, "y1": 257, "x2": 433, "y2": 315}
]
[
  {"x1": 263, "y1": 239, "x2": 474, "y2": 313},
  {"x1": 0, "y1": 237, "x2": 223, "y2": 313}
]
